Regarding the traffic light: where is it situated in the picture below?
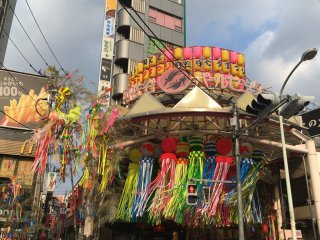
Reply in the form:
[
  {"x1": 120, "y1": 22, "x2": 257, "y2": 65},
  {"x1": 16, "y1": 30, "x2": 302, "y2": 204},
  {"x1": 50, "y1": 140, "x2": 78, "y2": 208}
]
[
  {"x1": 278, "y1": 94, "x2": 314, "y2": 119},
  {"x1": 246, "y1": 92, "x2": 280, "y2": 117},
  {"x1": 186, "y1": 183, "x2": 198, "y2": 205}
]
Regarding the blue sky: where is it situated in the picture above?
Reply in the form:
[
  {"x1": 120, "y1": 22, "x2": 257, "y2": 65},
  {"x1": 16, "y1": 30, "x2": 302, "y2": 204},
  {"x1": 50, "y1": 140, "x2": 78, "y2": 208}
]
[{"x1": 3, "y1": 0, "x2": 320, "y2": 192}]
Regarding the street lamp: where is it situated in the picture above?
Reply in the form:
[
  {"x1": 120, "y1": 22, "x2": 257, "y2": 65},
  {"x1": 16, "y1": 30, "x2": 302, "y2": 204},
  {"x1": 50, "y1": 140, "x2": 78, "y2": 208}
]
[{"x1": 279, "y1": 48, "x2": 317, "y2": 240}]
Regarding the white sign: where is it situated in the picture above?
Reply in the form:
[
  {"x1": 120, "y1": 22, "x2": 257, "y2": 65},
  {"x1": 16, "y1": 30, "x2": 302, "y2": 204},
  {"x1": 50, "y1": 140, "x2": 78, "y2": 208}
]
[{"x1": 46, "y1": 172, "x2": 57, "y2": 192}]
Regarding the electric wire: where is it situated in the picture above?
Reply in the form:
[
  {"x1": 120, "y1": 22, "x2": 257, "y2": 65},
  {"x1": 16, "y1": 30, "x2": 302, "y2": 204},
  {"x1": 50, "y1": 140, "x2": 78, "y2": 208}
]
[
  {"x1": 24, "y1": 0, "x2": 67, "y2": 75},
  {"x1": 7, "y1": 1, "x2": 49, "y2": 69},
  {"x1": 2, "y1": 28, "x2": 42, "y2": 75},
  {"x1": 0, "y1": 109, "x2": 32, "y2": 129},
  {"x1": 118, "y1": 1, "x2": 220, "y2": 100}
]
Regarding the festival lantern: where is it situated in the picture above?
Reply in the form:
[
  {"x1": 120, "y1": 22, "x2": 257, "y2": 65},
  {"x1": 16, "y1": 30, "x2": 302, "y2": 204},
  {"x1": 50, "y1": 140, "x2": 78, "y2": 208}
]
[
  {"x1": 203, "y1": 59, "x2": 213, "y2": 72},
  {"x1": 193, "y1": 46, "x2": 203, "y2": 59},
  {"x1": 157, "y1": 52, "x2": 164, "y2": 64},
  {"x1": 131, "y1": 143, "x2": 155, "y2": 221},
  {"x1": 212, "y1": 47, "x2": 221, "y2": 60},
  {"x1": 184, "y1": 59, "x2": 192, "y2": 72},
  {"x1": 164, "y1": 49, "x2": 174, "y2": 63},
  {"x1": 230, "y1": 51, "x2": 238, "y2": 64},
  {"x1": 183, "y1": 47, "x2": 192, "y2": 59},
  {"x1": 165, "y1": 62, "x2": 174, "y2": 71},
  {"x1": 222, "y1": 61, "x2": 231, "y2": 74},
  {"x1": 231, "y1": 64, "x2": 239, "y2": 76},
  {"x1": 116, "y1": 148, "x2": 141, "y2": 221},
  {"x1": 238, "y1": 53, "x2": 245, "y2": 66},
  {"x1": 148, "y1": 137, "x2": 177, "y2": 224},
  {"x1": 213, "y1": 59, "x2": 222, "y2": 72},
  {"x1": 157, "y1": 64, "x2": 165, "y2": 76},
  {"x1": 174, "y1": 47, "x2": 183, "y2": 60},
  {"x1": 193, "y1": 59, "x2": 203, "y2": 72},
  {"x1": 221, "y1": 49, "x2": 230, "y2": 62},
  {"x1": 203, "y1": 47, "x2": 211, "y2": 59},
  {"x1": 137, "y1": 62, "x2": 144, "y2": 73},
  {"x1": 143, "y1": 58, "x2": 150, "y2": 69},
  {"x1": 149, "y1": 67, "x2": 157, "y2": 78},
  {"x1": 149, "y1": 55, "x2": 157, "y2": 67}
]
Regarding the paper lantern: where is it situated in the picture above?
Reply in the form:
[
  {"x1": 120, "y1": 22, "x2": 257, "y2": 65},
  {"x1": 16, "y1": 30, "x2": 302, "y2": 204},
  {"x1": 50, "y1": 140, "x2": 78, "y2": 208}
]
[
  {"x1": 174, "y1": 47, "x2": 183, "y2": 60},
  {"x1": 193, "y1": 59, "x2": 203, "y2": 71},
  {"x1": 149, "y1": 67, "x2": 156, "y2": 78},
  {"x1": 137, "y1": 62, "x2": 144, "y2": 73},
  {"x1": 238, "y1": 53, "x2": 245, "y2": 66},
  {"x1": 157, "y1": 64, "x2": 164, "y2": 76},
  {"x1": 143, "y1": 58, "x2": 150, "y2": 69},
  {"x1": 164, "y1": 49, "x2": 174, "y2": 62},
  {"x1": 189, "y1": 135, "x2": 204, "y2": 151},
  {"x1": 221, "y1": 49, "x2": 229, "y2": 62},
  {"x1": 239, "y1": 66, "x2": 245, "y2": 78},
  {"x1": 157, "y1": 52, "x2": 164, "y2": 63},
  {"x1": 184, "y1": 59, "x2": 192, "y2": 72},
  {"x1": 203, "y1": 59, "x2": 212, "y2": 72},
  {"x1": 143, "y1": 69, "x2": 149, "y2": 81},
  {"x1": 161, "y1": 137, "x2": 178, "y2": 153},
  {"x1": 216, "y1": 138, "x2": 233, "y2": 155},
  {"x1": 212, "y1": 47, "x2": 221, "y2": 59},
  {"x1": 204, "y1": 141, "x2": 216, "y2": 156},
  {"x1": 231, "y1": 64, "x2": 239, "y2": 76},
  {"x1": 203, "y1": 47, "x2": 211, "y2": 59},
  {"x1": 213, "y1": 59, "x2": 222, "y2": 72},
  {"x1": 183, "y1": 47, "x2": 192, "y2": 59},
  {"x1": 193, "y1": 46, "x2": 203, "y2": 58},
  {"x1": 222, "y1": 61, "x2": 230, "y2": 74},
  {"x1": 230, "y1": 51, "x2": 238, "y2": 64},
  {"x1": 165, "y1": 62, "x2": 174, "y2": 71},
  {"x1": 149, "y1": 55, "x2": 157, "y2": 67}
]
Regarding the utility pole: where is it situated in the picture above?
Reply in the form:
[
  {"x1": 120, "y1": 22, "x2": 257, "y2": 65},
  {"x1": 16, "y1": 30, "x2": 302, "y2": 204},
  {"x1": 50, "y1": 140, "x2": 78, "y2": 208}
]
[{"x1": 232, "y1": 102, "x2": 245, "y2": 240}]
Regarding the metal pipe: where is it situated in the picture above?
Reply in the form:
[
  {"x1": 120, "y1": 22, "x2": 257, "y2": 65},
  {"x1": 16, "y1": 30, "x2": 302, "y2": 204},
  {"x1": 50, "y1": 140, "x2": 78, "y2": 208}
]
[
  {"x1": 233, "y1": 103, "x2": 245, "y2": 240},
  {"x1": 189, "y1": 178, "x2": 236, "y2": 184},
  {"x1": 305, "y1": 140, "x2": 320, "y2": 236},
  {"x1": 302, "y1": 155, "x2": 317, "y2": 240},
  {"x1": 279, "y1": 60, "x2": 302, "y2": 96},
  {"x1": 279, "y1": 115, "x2": 297, "y2": 240}
]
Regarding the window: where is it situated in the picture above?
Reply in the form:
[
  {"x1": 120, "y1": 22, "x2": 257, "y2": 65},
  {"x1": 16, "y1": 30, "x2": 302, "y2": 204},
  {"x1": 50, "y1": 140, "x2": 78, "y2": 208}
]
[
  {"x1": 130, "y1": 28, "x2": 144, "y2": 44},
  {"x1": 148, "y1": 7, "x2": 182, "y2": 32},
  {"x1": 132, "y1": 0, "x2": 145, "y2": 13}
]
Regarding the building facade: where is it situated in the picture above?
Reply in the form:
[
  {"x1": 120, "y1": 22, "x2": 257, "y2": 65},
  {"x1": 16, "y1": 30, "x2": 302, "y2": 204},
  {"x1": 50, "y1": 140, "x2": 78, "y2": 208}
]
[
  {"x1": 97, "y1": 0, "x2": 185, "y2": 101},
  {"x1": 0, "y1": 0, "x2": 16, "y2": 63}
]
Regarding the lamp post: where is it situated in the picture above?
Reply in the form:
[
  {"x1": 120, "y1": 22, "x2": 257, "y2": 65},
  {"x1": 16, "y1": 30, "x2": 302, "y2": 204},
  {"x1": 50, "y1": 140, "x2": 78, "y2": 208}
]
[{"x1": 279, "y1": 48, "x2": 317, "y2": 240}]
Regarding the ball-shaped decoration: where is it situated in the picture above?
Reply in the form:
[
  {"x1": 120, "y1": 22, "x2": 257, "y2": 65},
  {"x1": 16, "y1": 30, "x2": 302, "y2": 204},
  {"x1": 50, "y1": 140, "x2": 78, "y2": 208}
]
[
  {"x1": 129, "y1": 148, "x2": 142, "y2": 163},
  {"x1": 176, "y1": 141, "x2": 189, "y2": 158},
  {"x1": 141, "y1": 142, "x2": 155, "y2": 156},
  {"x1": 240, "y1": 142, "x2": 253, "y2": 156},
  {"x1": 204, "y1": 141, "x2": 216, "y2": 156},
  {"x1": 261, "y1": 223, "x2": 268, "y2": 234},
  {"x1": 216, "y1": 138, "x2": 233, "y2": 155},
  {"x1": 253, "y1": 149, "x2": 264, "y2": 162},
  {"x1": 161, "y1": 137, "x2": 178, "y2": 153},
  {"x1": 189, "y1": 135, "x2": 204, "y2": 151}
]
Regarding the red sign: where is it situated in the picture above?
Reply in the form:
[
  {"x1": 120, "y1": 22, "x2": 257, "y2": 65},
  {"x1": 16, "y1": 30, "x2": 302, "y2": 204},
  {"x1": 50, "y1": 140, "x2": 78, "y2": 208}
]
[{"x1": 158, "y1": 69, "x2": 191, "y2": 94}]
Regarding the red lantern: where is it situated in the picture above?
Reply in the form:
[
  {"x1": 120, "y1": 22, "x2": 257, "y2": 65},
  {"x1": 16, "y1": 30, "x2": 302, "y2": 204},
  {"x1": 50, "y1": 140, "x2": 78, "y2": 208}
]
[
  {"x1": 161, "y1": 137, "x2": 178, "y2": 153},
  {"x1": 216, "y1": 138, "x2": 232, "y2": 155},
  {"x1": 261, "y1": 223, "x2": 268, "y2": 234}
]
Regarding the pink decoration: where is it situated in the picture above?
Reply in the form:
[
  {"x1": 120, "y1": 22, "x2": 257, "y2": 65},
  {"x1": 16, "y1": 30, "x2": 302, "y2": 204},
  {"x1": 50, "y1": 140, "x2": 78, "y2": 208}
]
[
  {"x1": 193, "y1": 46, "x2": 203, "y2": 58},
  {"x1": 99, "y1": 108, "x2": 119, "y2": 135},
  {"x1": 183, "y1": 47, "x2": 192, "y2": 59},
  {"x1": 161, "y1": 137, "x2": 178, "y2": 153},
  {"x1": 212, "y1": 47, "x2": 221, "y2": 60},
  {"x1": 164, "y1": 50, "x2": 174, "y2": 62},
  {"x1": 230, "y1": 51, "x2": 238, "y2": 64}
]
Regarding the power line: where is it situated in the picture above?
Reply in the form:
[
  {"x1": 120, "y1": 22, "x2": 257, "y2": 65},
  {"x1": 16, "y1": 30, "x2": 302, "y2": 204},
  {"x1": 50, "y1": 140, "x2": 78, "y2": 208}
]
[
  {"x1": 119, "y1": 1, "x2": 220, "y2": 99},
  {"x1": 0, "y1": 63, "x2": 47, "y2": 112},
  {"x1": 2, "y1": 28, "x2": 42, "y2": 75},
  {"x1": 24, "y1": 0, "x2": 67, "y2": 75},
  {"x1": 0, "y1": 109, "x2": 32, "y2": 129},
  {"x1": 7, "y1": 1, "x2": 49, "y2": 69}
]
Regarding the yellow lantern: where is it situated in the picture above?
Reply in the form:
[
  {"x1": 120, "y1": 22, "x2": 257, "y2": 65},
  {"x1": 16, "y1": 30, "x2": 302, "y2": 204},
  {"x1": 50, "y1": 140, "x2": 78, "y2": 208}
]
[
  {"x1": 203, "y1": 47, "x2": 211, "y2": 59},
  {"x1": 174, "y1": 47, "x2": 183, "y2": 60},
  {"x1": 165, "y1": 62, "x2": 174, "y2": 71},
  {"x1": 157, "y1": 52, "x2": 164, "y2": 64},
  {"x1": 213, "y1": 59, "x2": 222, "y2": 72},
  {"x1": 238, "y1": 54, "x2": 245, "y2": 66},
  {"x1": 221, "y1": 49, "x2": 229, "y2": 62},
  {"x1": 136, "y1": 74, "x2": 143, "y2": 84},
  {"x1": 231, "y1": 64, "x2": 239, "y2": 76},
  {"x1": 203, "y1": 59, "x2": 212, "y2": 72},
  {"x1": 137, "y1": 63, "x2": 144, "y2": 73},
  {"x1": 149, "y1": 55, "x2": 157, "y2": 67},
  {"x1": 157, "y1": 64, "x2": 164, "y2": 76},
  {"x1": 193, "y1": 59, "x2": 202, "y2": 71},
  {"x1": 149, "y1": 67, "x2": 157, "y2": 78},
  {"x1": 143, "y1": 69, "x2": 149, "y2": 81},
  {"x1": 184, "y1": 59, "x2": 192, "y2": 72},
  {"x1": 222, "y1": 61, "x2": 230, "y2": 74},
  {"x1": 143, "y1": 58, "x2": 150, "y2": 69},
  {"x1": 239, "y1": 66, "x2": 245, "y2": 78}
]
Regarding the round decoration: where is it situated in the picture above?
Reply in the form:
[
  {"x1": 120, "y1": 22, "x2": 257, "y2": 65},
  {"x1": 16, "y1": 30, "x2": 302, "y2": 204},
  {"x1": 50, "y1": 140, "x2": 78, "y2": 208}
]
[
  {"x1": 216, "y1": 138, "x2": 233, "y2": 155},
  {"x1": 129, "y1": 148, "x2": 142, "y2": 163},
  {"x1": 141, "y1": 142, "x2": 155, "y2": 156},
  {"x1": 157, "y1": 69, "x2": 191, "y2": 94},
  {"x1": 161, "y1": 137, "x2": 178, "y2": 153}
]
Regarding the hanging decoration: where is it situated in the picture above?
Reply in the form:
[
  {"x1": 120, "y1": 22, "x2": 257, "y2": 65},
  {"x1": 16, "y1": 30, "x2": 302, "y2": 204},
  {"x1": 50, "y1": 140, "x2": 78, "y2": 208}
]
[
  {"x1": 116, "y1": 149, "x2": 141, "y2": 221},
  {"x1": 131, "y1": 143, "x2": 156, "y2": 221},
  {"x1": 148, "y1": 138, "x2": 177, "y2": 224}
]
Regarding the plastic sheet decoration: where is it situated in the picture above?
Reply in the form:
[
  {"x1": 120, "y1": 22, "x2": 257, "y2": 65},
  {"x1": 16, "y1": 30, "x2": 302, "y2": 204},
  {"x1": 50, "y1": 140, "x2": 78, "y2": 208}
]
[
  {"x1": 131, "y1": 143, "x2": 156, "y2": 221},
  {"x1": 163, "y1": 141, "x2": 190, "y2": 221},
  {"x1": 147, "y1": 138, "x2": 177, "y2": 224}
]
